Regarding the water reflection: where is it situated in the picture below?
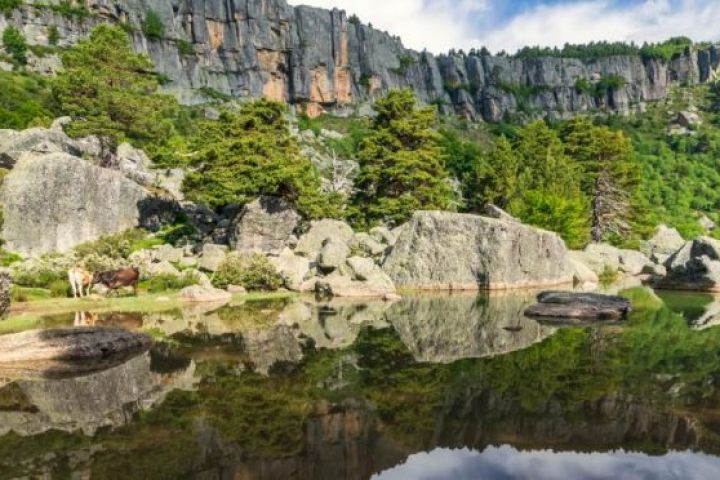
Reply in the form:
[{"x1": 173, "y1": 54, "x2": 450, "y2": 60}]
[
  {"x1": 375, "y1": 446, "x2": 720, "y2": 480},
  {"x1": 4, "y1": 288, "x2": 720, "y2": 478}
]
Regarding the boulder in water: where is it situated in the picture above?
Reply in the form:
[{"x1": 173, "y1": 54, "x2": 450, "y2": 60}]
[
  {"x1": 524, "y1": 291, "x2": 632, "y2": 323},
  {"x1": 0, "y1": 327, "x2": 152, "y2": 363}
]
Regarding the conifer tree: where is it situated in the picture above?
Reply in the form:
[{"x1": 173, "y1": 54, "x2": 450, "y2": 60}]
[{"x1": 353, "y1": 89, "x2": 452, "y2": 226}]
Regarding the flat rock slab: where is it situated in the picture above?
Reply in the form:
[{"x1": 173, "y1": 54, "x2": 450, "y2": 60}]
[
  {"x1": 525, "y1": 291, "x2": 632, "y2": 322},
  {"x1": 0, "y1": 327, "x2": 152, "y2": 363}
]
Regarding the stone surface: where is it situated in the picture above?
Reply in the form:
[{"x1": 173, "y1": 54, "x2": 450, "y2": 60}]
[
  {"x1": 146, "y1": 261, "x2": 181, "y2": 277},
  {"x1": 572, "y1": 243, "x2": 652, "y2": 276},
  {"x1": 1, "y1": 152, "x2": 151, "y2": 255},
  {"x1": 0, "y1": 270, "x2": 10, "y2": 317},
  {"x1": 641, "y1": 225, "x2": 685, "y2": 258},
  {"x1": 659, "y1": 237, "x2": 720, "y2": 291},
  {"x1": 568, "y1": 257, "x2": 599, "y2": 286},
  {"x1": 699, "y1": 215, "x2": 717, "y2": 232},
  {"x1": 198, "y1": 243, "x2": 228, "y2": 272},
  {"x1": 0, "y1": 327, "x2": 152, "y2": 363},
  {"x1": 483, "y1": 204, "x2": 519, "y2": 223},
  {"x1": 269, "y1": 248, "x2": 311, "y2": 291},
  {"x1": 318, "y1": 239, "x2": 350, "y2": 272},
  {"x1": 296, "y1": 219, "x2": 355, "y2": 257},
  {"x1": 152, "y1": 244, "x2": 184, "y2": 263},
  {"x1": 525, "y1": 291, "x2": 632, "y2": 322},
  {"x1": 369, "y1": 226, "x2": 397, "y2": 246},
  {"x1": 0, "y1": 126, "x2": 83, "y2": 168},
  {"x1": 230, "y1": 197, "x2": 300, "y2": 255},
  {"x1": 178, "y1": 285, "x2": 232, "y2": 303},
  {"x1": 383, "y1": 211, "x2": 574, "y2": 290},
  {"x1": 351, "y1": 233, "x2": 386, "y2": 257},
  {"x1": 316, "y1": 271, "x2": 396, "y2": 298},
  {"x1": 0, "y1": 1, "x2": 718, "y2": 121}
]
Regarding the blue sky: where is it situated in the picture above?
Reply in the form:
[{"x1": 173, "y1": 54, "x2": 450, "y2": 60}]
[{"x1": 288, "y1": 0, "x2": 720, "y2": 54}]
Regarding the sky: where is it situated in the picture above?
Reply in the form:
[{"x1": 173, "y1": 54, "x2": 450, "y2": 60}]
[{"x1": 287, "y1": 0, "x2": 720, "y2": 54}]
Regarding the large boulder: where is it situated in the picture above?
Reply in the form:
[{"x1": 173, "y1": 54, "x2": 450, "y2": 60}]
[
  {"x1": 659, "y1": 237, "x2": 720, "y2": 291},
  {"x1": 572, "y1": 243, "x2": 652, "y2": 276},
  {"x1": 230, "y1": 197, "x2": 300, "y2": 255},
  {"x1": 0, "y1": 127, "x2": 83, "y2": 168},
  {"x1": 1, "y1": 153, "x2": 151, "y2": 255},
  {"x1": 640, "y1": 225, "x2": 685, "y2": 258},
  {"x1": 382, "y1": 211, "x2": 574, "y2": 290},
  {"x1": 318, "y1": 239, "x2": 350, "y2": 272},
  {"x1": 178, "y1": 285, "x2": 232, "y2": 303},
  {"x1": 295, "y1": 219, "x2": 354, "y2": 257},
  {"x1": 0, "y1": 327, "x2": 152, "y2": 362}
]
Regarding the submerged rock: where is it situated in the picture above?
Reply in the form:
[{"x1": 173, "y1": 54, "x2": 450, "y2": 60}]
[
  {"x1": 524, "y1": 291, "x2": 632, "y2": 322},
  {"x1": 0, "y1": 327, "x2": 152, "y2": 363},
  {"x1": 383, "y1": 211, "x2": 574, "y2": 290}
]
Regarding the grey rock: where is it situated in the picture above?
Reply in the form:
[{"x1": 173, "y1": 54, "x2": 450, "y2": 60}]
[
  {"x1": 568, "y1": 257, "x2": 599, "y2": 286},
  {"x1": 198, "y1": 243, "x2": 228, "y2": 272},
  {"x1": 152, "y1": 244, "x2": 184, "y2": 263},
  {"x1": 369, "y1": 226, "x2": 397, "y2": 246},
  {"x1": 178, "y1": 285, "x2": 232, "y2": 303},
  {"x1": 318, "y1": 239, "x2": 350, "y2": 272},
  {"x1": 296, "y1": 219, "x2": 355, "y2": 257},
  {"x1": 699, "y1": 215, "x2": 717, "y2": 232},
  {"x1": 660, "y1": 237, "x2": 720, "y2": 291},
  {"x1": 0, "y1": 270, "x2": 10, "y2": 317},
  {"x1": 1, "y1": 152, "x2": 151, "y2": 255},
  {"x1": 316, "y1": 270, "x2": 395, "y2": 298},
  {"x1": 351, "y1": 232, "x2": 386, "y2": 258},
  {"x1": 269, "y1": 248, "x2": 311, "y2": 291},
  {"x1": 383, "y1": 211, "x2": 573, "y2": 290},
  {"x1": 641, "y1": 225, "x2": 685, "y2": 257},
  {"x1": 483, "y1": 203, "x2": 519, "y2": 223},
  {"x1": 230, "y1": 197, "x2": 300, "y2": 255},
  {"x1": 0, "y1": 327, "x2": 152, "y2": 363},
  {"x1": 525, "y1": 291, "x2": 632, "y2": 322},
  {"x1": 147, "y1": 261, "x2": 180, "y2": 277},
  {"x1": 677, "y1": 110, "x2": 702, "y2": 128},
  {"x1": 574, "y1": 243, "x2": 652, "y2": 276},
  {"x1": 0, "y1": 127, "x2": 83, "y2": 168}
]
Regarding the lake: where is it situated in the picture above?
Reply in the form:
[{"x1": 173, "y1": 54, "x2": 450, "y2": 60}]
[{"x1": 2, "y1": 286, "x2": 720, "y2": 479}]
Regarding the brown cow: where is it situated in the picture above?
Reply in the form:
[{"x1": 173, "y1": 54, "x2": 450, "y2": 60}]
[{"x1": 93, "y1": 267, "x2": 140, "y2": 296}]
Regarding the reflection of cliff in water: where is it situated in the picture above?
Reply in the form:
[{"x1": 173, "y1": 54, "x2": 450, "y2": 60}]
[
  {"x1": 388, "y1": 293, "x2": 556, "y2": 363},
  {"x1": 0, "y1": 350, "x2": 197, "y2": 436}
]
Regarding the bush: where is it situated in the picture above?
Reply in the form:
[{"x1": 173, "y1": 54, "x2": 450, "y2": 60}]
[
  {"x1": 0, "y1": 249, "x2": 22, "y2": 267},
  {"x1": 79, "y1": 253, "x2": 125, "y2": 273},
  {"x1": 177, "y1": 39, "x2": 194, "y2": 56},
  {"x1": 50, "y1": 1, "x2": 90, "y2": 18},
  {"x1": 12, "y1": 266, "x2": 64, "y2": 289},
  {"x1": 0, "y1": 71, "x2": 55, "y2": 129},
  {"x1": 145, "y1": 271, "x2": 199, "y2": 293},
  {"x1": 2, "y1": 26, "x2": 27, "y2": 65},
  {"x1": 49, "y1": 279, "x2": 71, "y2": 298},
  {"x1": 599, "y1": 265, "x2": 619, "y2": 285},
  {"x1": 0, "y1": 0, "x2": 21, "y2": 17},
  {"x1": 74, "y1": 229, "x2": 148, "y2": 260},
  {"x1": 47, "y1": 25, "x2": 59, "y2": 46},
  {"x1": 142, "y1": 10, "x2": 165, "y2": 39},
  {"x1": 212, "y1": 253, "x2": 282, "y2": 291}
]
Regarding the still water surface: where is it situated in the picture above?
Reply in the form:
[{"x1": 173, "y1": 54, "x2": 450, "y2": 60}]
[{"x1": 2, "y1": 287, "x2": 720, "y2": 479}]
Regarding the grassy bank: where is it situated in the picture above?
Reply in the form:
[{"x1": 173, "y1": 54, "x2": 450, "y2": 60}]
[{"x1": 1, "y1": 289, "x2": 298, "y2": 334}]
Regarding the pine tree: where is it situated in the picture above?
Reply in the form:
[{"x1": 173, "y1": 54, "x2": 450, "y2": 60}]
[
  {"x1": 182, "y1": 99, "x2": 343, "y2": 219},
  {"x1": 562, "y1": 117, "x2": 639, "y2": 242},
  {"x1": 352, "y1": 89, "x2": 453, "y2": 227},
  {"x1": 469, "y1": 136, "x2": 520, "y2": 210},
  {"x1": 52, "y1": 24, "x2": 178, "y2": 147}
]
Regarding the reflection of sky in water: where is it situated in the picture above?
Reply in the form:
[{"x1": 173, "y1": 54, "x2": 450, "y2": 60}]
[{"x1": 374, "y1": 446, "x2": 720, "y2": 480}]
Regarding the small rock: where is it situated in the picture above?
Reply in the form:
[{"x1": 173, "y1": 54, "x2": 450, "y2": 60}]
[
  {"x1": 178, "y1": 257, "x2": 198, "y2": 268},
  {"x1": 525, "y1": 291, "x2": 632, "y2": 323},
  {"x1": 700, "y1": 215, "x2": 717, "y2": 232},
  {"x1": 269, "y1": 248, "x2": 311, "y2": 291},
  {"x1": 227, "y1": 285, "x2": 247, "y2": 294},
  {"x1": 483, "y1": 203, "x2": 519, "y2": 223},
  {"x1": 178, "y1": 285, "x2": 232, "y2": 303},
  {"x1": 369, "y1": 226, "x2": 396, "y2": 245}
]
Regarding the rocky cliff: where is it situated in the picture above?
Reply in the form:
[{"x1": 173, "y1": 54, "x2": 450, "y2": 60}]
[{"x1": 2, "y1": 0, "x2": 719, "y2": 121}]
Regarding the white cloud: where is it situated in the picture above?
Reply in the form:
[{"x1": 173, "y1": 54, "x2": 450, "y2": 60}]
[
  {"x1": 287, "y1": 0, "x2": 488, "y2": 53},
  {"x1": 287, "y1": 0, "x2": 720, "y2": 55}
]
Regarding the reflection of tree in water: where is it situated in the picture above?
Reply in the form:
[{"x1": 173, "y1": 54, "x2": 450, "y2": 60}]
[{"x1": 5, "y1": 290, "x2": 720, "y2": 478}]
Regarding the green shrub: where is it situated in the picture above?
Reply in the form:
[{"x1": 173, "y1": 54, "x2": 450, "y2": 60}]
[
  {"x1": 79, "y1": 253, "x2": 125, "y2": 273},
  {"x1": 50, "y1": 1, "x2": 90, "y2": 18},
  {"x1": 2, "y1": 26, "x2": 27, "y2": 65},
  {"x1": 47, "y1": 25, "x2": 59, "y2": 45},
  {"x1": 177, "y1": 39, "x2": 194, "y2": 56},
  {"x1": 49, "y1": 279, "x2": 70, "y2": 298},
  {"x1": 212, "y1": 253, "x2": 282, "y2": 291},
  {"x1": 142, "y1": 9, "x2": 165, "y2": 39},
  {"x1": 12, "y1": 267, "x2": 64, "y2": 289},
  {"x1": 145, "y1": 271, "x2": 199, "y2": 293},
  {"x1": 599, "y1": 265, "x2": 619, "y2": 285},
  {"x1": 0, "y1": 71, "x2": 54, "y2": 129},
  {"x1": 0, "y1": 249, "x2": 22, "y2": 267},
  {"x1": 74, "y1": 229, "x2": 148, "y2": 260},
  {"x1": 0, "y1": 0, "x2": 21, "y2": 17}
]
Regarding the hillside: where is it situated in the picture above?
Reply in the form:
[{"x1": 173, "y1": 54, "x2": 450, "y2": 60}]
[{"x1": 1, "y1": 0, "x2": 719, "y2": 120}]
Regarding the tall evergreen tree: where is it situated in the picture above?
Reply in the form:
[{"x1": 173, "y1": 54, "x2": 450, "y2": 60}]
[
  {"x1": 52, "y1": 24, "x2": 178, "y2": 148},
  {"x1": 469, "y1": 136, "x2": 520, "y2": 210},
  {"x1": 352, "y1": 89, "x2": 453, "y2": 227},
  {"x1": 182, "y1": 99, "x2": 342, "y2": 219},
  {"x1": 562, "y1": 117, "x2": 639, "y2": 242}
]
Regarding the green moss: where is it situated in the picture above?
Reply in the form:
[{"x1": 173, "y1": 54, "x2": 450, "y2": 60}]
[
  {"x1": 177, "y1": 39, "x2": 193, "y2": 56},
  {"x1": 0, "y1": 0, "x2": 21, "y2": 16}
]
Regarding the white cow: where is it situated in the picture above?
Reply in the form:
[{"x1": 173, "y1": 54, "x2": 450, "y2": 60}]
[{"x1": 68, "y1": 267, "x2": 93, "y2": 298}]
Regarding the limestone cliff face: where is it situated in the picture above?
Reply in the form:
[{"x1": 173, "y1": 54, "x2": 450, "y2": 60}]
[{"x1": 2, "y1": 0, "x2": 719, "y2": 120}]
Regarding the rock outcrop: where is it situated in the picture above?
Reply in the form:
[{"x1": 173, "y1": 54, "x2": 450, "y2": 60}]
[
  {"x1": 659, "y1": 237, "x2": 720, "y2": 292},
  {"x1": 0, "y1": 152, "x2": 152, "y2": 255},
  {"x1": 641, "y1": 225, "x2": 685, "y2": 261},
  {"x1": 2, "y1": 1, "x2": 717, "y2": 120},
  {"x1": 570, "y1": 243, "x2": 653, "y2": 276},
  {"x1": 0, "y1": 270, "x2": 10, "y2": 317},
  {"x1": 383, "y1": 211, "x2": 574, "y2": 290}
]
